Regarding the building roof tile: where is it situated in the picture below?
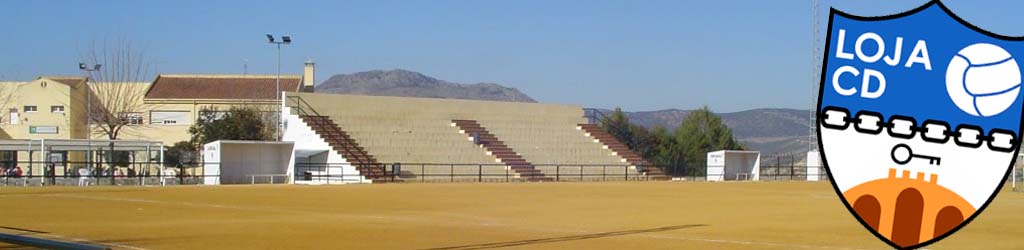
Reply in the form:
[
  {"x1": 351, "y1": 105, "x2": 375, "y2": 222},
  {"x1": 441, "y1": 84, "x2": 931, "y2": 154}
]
[{"x1": 144, "y1": 74, "x2": 301, "y2": 100}]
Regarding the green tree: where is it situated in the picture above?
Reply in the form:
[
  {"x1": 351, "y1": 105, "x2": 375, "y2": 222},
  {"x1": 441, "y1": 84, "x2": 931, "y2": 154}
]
[
  {"x1": 647, "y1": 125, "x2": 680, "y2": 166},
  {"x1": 600, "y1": 108, "x2": 672, "y2": 172},
  {"x1": 672, "y1": 106, "x2": 744, "y2": 167},
  {"x1": 628, "y1": 124, "x2": 666, "y2": 162},
  {"x1": 106, "y1": 151, "x2": 132, "y2": 168},
  {"x1": 600, "y1": 107, "x2": 662, "y2": 160},
  {"x1": 188, "y1": 106, "x2": 272, "y2": 147},
  {"x1": 595, "y1": 106, "x2": 744, "y2": 176},
  {"x1": 164, "y1": 141, "x2": 197, "y2": 166},
  {"x1": 600, "y1": 107, "x2": 635, "y2": 147}
]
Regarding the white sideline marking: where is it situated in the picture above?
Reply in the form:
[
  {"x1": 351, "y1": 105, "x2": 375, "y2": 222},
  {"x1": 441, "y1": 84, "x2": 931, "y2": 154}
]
[
  {"x1": 39, "y1": 194, "x2": 869, "y2": 249},
  {"x1": 478, "y1": 223, "x2": 872, "y2": 250},
  {"x1": 0, "y1": 229, "x2": 149, "y2": 250},
  {"x1": 40, "y1": 194, "x2": 474, "y2": 225},
  {"x1": 640, "y1": 234, "x2": 869, "y2": 250}
]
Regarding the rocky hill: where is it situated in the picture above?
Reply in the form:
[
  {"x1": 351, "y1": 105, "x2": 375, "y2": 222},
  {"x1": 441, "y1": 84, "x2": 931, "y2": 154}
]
[{"x1": 316, "y1": 69, "x2": 535, "y2": 102}]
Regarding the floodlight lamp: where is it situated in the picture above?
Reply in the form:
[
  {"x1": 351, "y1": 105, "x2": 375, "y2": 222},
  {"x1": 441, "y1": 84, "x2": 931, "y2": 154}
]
[
  {"x1": 282, "y1": 36, "x2": 291, "y2": 44},
  {"x1": 266, "y1": 34, "x2": 275, "y2": 43}
]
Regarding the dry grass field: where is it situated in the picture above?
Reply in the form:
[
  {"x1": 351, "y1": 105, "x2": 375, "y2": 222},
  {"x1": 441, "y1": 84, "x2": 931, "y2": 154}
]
[{"x1": 1, "y1": 181, "x2": 1023, "y2": 249}]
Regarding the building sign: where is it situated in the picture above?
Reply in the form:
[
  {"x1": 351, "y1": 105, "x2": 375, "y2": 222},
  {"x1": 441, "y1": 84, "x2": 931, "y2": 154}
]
[{"x1": 29, "y1": 126, "x2": 58, "y2": 134}]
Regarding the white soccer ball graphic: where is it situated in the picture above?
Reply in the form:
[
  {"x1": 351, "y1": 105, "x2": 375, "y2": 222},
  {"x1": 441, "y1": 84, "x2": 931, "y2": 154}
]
[{"x1": 946, "y1": 43, "x2": 1022, "y2": 117}]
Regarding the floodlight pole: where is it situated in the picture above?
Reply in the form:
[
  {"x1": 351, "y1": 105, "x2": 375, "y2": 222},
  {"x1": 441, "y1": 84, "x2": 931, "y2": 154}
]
[
  {"x1": 275, "y1": 43, "x2": 280, "y2": 140},
  {"x1": 79, "y1": 63, "x2": 101, "y2": 176},
  {"x1": 267, "y1": 34, "x2": 291, "y2": 141}
]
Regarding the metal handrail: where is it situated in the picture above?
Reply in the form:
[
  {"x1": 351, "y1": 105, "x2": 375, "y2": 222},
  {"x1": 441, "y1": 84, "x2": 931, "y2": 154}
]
[
  {"x1": 286, "y1": 95, "x2": 322, "y2": 117},
  {"x1": 284, "y1": 96, "x2": 382, "y2": 174},
  {"x1": 580, "y1": 108, "x2": 643, "y2": 155},
  {"x1": 580, "y1": 108, "x2": 662, "y2": 176},
  {"x1": 287, "y1": 96, "x2": 371, "y2": 163},
  {"x1": 582, "y1": 108, "x2": 610, "y2": 124}
]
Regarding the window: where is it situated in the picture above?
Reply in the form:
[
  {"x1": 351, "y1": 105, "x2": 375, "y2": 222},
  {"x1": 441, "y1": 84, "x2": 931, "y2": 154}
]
[
  {"x1": 8, "y1": 109, "x2": 18, "y2": 125},
  {"x1": 150, "y1": 111, "x2": 190, "y2": 125},
  {"x1": 198, "y1": 110, "x2": 228, "y2": 120},
  {"x1": 48, "y1": 151, "x2": 67, "y2": 167},
  {"x1": 119, "y1": 112, "x2": 144, "y2": 125},
  {"x1": 0, "y1": 151, "x2": 16, "y2": 168},
  {"x1": 50, "y1": 105, "x2": 64, "y2": 113},
  {"x1": 29, "y1": 126, "x2": 58, "y2": 134},
  {"x1": 24, "y1": 106, "x2": 37, "y2": 112}
]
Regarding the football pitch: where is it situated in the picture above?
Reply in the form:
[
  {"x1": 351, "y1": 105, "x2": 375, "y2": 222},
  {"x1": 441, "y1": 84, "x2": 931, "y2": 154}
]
[{"x1": 1, "y1": 181, "x2": 1022, "y2": 249}]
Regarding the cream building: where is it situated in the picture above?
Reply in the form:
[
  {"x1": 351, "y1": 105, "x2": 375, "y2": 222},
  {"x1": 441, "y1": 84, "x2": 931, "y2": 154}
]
[
  {"x1": 0, "y1": 77, "x2": 89, "y2": 141},
  {"x1": 114, "y1": 73, "x2": 302, "y2": 144},
  {"x1": 0, "y1": 62, "x2": 315, "y2": 174},
  {"x1": 0, "y1": 76, "x2": 95, "y2": 174}
]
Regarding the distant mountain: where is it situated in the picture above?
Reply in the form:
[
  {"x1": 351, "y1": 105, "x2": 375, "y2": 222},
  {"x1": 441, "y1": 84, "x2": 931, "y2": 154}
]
[
  {"x1": 316, "y1": 69, "x2": 536, "y2": 102},
  {"x1": 602, "y1": 108, "x2": 813, "y2": 155}
]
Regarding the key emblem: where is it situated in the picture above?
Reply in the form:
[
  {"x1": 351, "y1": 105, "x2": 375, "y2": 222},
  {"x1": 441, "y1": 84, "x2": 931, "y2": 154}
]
[{"x1": 890, "y1": 144, "x2": 941, "y2": 166}]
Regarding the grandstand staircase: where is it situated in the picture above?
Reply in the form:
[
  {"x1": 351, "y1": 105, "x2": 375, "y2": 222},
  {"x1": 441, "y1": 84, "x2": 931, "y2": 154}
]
[
  {"x1": 452, "y1": 119, "x2": 550, "y2": 181},
  {"x1": 578, "y1": 123, "x2": 669, "y2": 179},
  {"x1": 300, "y1": 115, "x2": 397, "y2": 183}
]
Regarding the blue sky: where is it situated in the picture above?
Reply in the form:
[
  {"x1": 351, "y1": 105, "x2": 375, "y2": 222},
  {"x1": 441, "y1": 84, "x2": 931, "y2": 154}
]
[{"x1": 2, "y1": 0, "x2": 1023, "y2": 112}]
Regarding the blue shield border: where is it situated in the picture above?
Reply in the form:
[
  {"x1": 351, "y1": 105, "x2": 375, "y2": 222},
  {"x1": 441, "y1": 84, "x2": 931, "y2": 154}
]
[{"x1": 816, "y1": 0, "x2": 1024, "y2": 248}]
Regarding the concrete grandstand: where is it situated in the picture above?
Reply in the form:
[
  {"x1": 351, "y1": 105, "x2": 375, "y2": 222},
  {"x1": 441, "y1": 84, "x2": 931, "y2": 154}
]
[{"x1": 281, "y1": 92, "x2": 664, "y2": 184}]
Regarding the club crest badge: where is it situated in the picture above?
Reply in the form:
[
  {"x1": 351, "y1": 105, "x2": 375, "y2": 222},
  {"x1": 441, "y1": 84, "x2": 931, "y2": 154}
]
[{"x1": 817, "y1": 1, "x2": 1024, "y2": 248}]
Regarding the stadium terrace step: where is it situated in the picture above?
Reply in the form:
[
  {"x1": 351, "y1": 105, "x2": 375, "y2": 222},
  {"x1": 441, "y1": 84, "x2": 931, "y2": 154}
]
[
  {"x1": 332, "y1": 145, "x2": 366, "y2": 152},
  {"x1": 487, "y1": 147, "x2": 515, "y2": 153},
  {"x1": 301, "y1": 115, "x2": 399, "y2": 183},
  {"x1": 453, "y1": 119, "x2": 549, "y2": 181},
  {"x1": 578, "y1": 123, "x2": 668, "y2": 180}
]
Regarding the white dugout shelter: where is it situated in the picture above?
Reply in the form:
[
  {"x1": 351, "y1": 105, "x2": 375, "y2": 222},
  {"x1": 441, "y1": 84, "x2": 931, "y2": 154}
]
[
  {"x1": 706, "y1": 150, "x2": 761, "y2": 181},
  {"x1": 203, "y1": 140, "x2": 294, "y2": 185}
]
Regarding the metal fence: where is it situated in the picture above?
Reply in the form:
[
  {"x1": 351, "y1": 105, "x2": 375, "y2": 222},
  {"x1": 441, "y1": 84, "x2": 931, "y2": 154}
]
[
  {"x1": 294, "y1": 163, "x2": 663, "y2": 184},
  {"x1": 759, "y1": 154, "x2": 822, "y2": 181},
  {"x1": 662, "y1": 162, "x2": 707, "y2": 181},
  {"x1": 650, "y1": 154, "x2": 826, "y2": 181},
  {"x1": 0, "y1": 155, "x2": 829, "y2": 186},
  {"x1": 0, "y1": 160, "x2": 206, "y2": 187}
]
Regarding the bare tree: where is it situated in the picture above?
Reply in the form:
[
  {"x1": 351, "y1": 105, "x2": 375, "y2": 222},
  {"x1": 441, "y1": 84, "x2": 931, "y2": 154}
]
[
  {"x1": 0, "y1": 83, "x2": 17, "y2": 130},
  {"x1": 0, "y1": 84, "x2": 16, "y2": 109},
  {"x1": 79, "y1": 38, "x2": 152, "y2": 178},
  {"x1": 80, "y1": 38, "x2": 152, "y2": 141}
]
